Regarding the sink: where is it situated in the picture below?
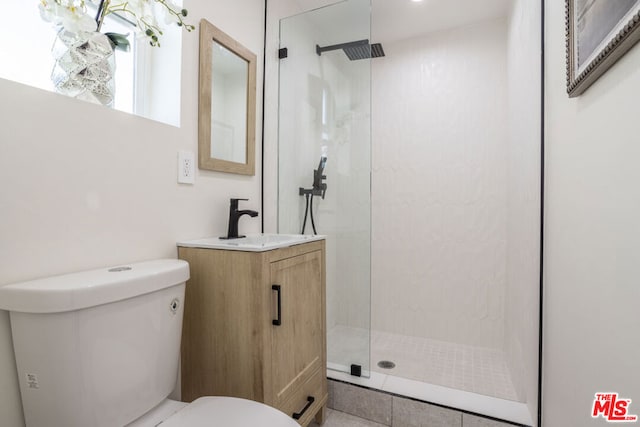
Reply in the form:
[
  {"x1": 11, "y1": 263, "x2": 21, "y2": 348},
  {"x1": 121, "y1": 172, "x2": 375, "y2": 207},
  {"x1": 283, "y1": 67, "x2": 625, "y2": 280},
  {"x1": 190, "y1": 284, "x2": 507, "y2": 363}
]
[{"x1": 177, "y1": 234, "x2": 325, "y2": 252}]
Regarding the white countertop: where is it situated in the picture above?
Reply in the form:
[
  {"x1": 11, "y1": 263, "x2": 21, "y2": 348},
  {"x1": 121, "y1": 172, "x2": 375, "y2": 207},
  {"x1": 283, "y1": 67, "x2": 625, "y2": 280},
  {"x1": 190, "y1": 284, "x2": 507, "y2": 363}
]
[{"x1": 177, "y1": 234, "x2": 325, "y2": 252}]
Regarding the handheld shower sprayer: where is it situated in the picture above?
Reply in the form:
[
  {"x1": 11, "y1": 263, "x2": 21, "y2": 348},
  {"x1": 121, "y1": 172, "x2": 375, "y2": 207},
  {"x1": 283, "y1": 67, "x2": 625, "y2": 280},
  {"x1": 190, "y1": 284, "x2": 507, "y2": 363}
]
[
  {"x1": 313, "y1": 156, "x2": 328, "y2": 199},
  {"x1": 299, "y1": 150, "x2": 328, "y2": 234}
]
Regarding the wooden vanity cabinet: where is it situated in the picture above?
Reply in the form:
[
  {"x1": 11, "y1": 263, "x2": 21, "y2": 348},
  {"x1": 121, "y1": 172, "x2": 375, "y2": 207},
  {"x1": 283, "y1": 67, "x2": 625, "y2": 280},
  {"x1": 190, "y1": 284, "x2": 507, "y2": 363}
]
[{"x1": 178, "y1": 240, "x2": 327, "y2": 426}]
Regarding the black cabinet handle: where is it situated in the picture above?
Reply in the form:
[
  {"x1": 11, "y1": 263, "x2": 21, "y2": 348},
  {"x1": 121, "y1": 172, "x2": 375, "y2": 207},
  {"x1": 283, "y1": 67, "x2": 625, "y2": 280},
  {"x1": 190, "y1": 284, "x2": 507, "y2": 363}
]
[
  {"x1": 272, "y1": 284, "x2": 281, "y2": 326},
  {"x1": 292, "y1": 396, "x2": 315, "y2": 420}
]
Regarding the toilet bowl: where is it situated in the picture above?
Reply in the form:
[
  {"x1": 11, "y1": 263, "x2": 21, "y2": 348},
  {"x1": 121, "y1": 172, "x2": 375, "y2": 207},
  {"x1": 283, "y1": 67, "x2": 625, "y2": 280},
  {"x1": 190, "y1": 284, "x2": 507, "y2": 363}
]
[
  {"x1": 129, "y1": 397, "x2": 300, "y2": 427},
  {"x1": 0, "y1": 259, "x2": 300, "y2": 427}
]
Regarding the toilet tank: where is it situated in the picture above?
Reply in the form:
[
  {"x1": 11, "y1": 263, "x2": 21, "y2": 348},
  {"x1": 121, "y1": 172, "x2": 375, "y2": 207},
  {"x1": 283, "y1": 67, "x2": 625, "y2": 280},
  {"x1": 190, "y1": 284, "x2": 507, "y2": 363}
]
[{"x1": 0, "y1": 259, "x2": 189, "y2": 427}]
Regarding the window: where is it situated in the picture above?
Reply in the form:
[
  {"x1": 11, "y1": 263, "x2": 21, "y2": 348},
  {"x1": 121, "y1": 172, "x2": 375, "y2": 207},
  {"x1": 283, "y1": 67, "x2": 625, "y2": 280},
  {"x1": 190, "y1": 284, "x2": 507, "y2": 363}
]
[
  {"x1": 0, "y1": 2, "x2": 182, "y2": 126},
  {"x1": 99, "y1": 10, "x2": 136, "y2": 113}
]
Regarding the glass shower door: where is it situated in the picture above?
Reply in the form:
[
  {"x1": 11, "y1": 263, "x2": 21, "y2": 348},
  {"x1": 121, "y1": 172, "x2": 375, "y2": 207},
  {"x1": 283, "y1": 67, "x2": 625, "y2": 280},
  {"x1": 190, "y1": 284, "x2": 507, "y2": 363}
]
[{"x1": 277, "y1": 0, "x2": 372, "y2": 377}]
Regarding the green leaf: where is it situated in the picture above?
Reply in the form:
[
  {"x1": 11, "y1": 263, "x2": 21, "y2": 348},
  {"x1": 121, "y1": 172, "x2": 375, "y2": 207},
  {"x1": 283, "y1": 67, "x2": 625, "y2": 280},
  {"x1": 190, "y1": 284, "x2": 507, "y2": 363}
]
[{"x1": 105, "y1": 32, "x2": 130, "y2": 52}]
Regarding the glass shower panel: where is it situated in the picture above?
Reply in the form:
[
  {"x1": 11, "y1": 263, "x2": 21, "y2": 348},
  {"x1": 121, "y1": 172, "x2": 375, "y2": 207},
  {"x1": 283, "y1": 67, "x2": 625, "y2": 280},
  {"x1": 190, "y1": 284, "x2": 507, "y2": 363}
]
[{"x1": 278, "y1": 0, "x2": 372, "y2": 377}]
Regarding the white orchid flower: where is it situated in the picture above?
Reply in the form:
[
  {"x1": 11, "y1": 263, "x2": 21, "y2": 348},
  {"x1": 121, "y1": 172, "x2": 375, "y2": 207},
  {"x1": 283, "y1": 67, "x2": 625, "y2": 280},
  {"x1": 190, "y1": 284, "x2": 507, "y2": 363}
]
[
  {"x1": 58, "y1": 4, "x2": 97, "y2": 33},
  {"x1": 38, "y1": 0, "x2": 59, "y2": 23},
  {"x1": 142, "y1": 3, "x2": 159, "y2": 29},
  {"x1": 127, "y1": 0, "x2": 151, "y2": 20},
  {"x1": 38, "y1": 0, "x2": 96, "y2": 33},
  {"x1": 38, "y1": 0, "x2": 193, "y2": 48}
]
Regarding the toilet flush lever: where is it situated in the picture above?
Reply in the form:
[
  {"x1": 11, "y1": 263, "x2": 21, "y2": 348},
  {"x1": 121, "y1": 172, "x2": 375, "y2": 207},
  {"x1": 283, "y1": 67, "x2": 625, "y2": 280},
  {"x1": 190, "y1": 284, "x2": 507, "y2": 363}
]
[{"x1": 170, "y1": 298, "x2": 180, "y2": 314}]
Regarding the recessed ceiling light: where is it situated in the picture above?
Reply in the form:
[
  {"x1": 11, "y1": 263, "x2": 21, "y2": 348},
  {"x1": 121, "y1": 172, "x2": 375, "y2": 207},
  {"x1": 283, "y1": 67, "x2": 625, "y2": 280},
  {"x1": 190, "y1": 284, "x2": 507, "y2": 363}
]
[{"x1": 410, "y1": 0, "x2": 424, "y2": 2}]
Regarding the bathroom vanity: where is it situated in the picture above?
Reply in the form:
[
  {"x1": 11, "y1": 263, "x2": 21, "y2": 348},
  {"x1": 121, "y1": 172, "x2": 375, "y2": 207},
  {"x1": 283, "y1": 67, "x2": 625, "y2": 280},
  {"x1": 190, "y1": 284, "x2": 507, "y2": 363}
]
[{"x1": 177, "y1": 235, "x2": 327, "y2": 426}]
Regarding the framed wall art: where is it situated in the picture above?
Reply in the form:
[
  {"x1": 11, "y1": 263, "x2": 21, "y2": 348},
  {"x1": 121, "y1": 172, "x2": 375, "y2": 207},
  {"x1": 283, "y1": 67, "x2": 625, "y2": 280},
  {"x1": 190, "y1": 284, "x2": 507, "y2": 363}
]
[{"x1": 566, "y1": 0, "x2": 640, "y2": 97}]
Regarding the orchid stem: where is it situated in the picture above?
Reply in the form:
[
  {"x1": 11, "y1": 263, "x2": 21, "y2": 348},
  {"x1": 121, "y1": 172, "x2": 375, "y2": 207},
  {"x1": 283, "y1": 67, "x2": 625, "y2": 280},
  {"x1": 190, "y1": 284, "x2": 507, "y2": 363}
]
[{"x1": 95, "y1": 0, "x2": 110, "y2": 32}]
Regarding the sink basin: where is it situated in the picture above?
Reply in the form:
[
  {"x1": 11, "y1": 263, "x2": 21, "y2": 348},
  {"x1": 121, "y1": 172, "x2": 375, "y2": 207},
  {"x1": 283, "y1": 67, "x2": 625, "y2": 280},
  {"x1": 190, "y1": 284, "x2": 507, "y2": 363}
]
[{"x1": 177, "y1": 234, "x2": 325, "y2": 252}]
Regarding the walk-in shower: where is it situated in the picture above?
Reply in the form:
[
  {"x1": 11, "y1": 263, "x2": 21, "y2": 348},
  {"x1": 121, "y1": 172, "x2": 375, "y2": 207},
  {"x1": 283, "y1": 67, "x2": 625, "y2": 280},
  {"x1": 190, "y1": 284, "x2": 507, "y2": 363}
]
[{"x1": 275, "y1": 0, "x2": 541, "y2": 424}]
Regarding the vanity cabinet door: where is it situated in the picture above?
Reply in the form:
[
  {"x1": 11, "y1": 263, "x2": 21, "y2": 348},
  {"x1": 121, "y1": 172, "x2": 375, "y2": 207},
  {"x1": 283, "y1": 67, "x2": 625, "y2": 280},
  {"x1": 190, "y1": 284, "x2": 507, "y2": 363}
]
[{"x1": 270, "y1": 250, "x2": 324, "y2": 411}]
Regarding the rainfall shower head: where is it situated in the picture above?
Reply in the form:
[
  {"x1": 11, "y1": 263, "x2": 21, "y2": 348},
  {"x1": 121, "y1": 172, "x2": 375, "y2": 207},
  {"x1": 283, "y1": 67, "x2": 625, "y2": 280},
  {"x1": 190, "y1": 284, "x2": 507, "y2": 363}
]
[
  {"x1": 316, "y1": 39, "x2": 385, "y2": 61},
  {"x1": 345, "y1": 42, "x2": 385, "y2": 60}
]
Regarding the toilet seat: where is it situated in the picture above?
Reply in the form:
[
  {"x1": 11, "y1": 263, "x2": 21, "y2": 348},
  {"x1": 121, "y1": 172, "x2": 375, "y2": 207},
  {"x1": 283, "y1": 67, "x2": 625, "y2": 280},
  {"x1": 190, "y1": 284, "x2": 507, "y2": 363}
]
[{"x1": 161, "y1": 397, "x2": 301, "y2": 427}]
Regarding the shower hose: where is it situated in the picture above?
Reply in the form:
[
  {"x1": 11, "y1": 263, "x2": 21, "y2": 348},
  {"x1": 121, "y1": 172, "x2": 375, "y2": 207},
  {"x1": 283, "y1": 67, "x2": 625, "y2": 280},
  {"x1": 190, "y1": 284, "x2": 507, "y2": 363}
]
[{"x1": 300, "y1": 193, "x2": 318, "y2": 235}]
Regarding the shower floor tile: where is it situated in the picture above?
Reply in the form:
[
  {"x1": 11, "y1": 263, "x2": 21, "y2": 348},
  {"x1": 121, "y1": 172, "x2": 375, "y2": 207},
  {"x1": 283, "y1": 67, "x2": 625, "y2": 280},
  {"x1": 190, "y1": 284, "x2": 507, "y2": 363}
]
[{"x1": 328, "y1": 325, "x2": 519, "y2": 401}]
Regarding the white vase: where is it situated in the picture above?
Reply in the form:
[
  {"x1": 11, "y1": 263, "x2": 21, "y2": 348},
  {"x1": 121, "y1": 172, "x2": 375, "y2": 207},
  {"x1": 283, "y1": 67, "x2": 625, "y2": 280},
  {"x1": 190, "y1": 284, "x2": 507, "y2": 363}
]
[{"x1": 51, "y1": 30, "x2": 116, "y2": 107}]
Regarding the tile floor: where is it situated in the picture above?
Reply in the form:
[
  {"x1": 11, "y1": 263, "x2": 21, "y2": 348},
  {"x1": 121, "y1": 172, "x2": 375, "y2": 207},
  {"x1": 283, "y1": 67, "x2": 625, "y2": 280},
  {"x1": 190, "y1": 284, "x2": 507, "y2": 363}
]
[
  {"x1": 310, "y1": 406, "x2": 518, "y2": 427},
  {"x1": 324, "y1": 379, "x2": 527, "y2": 426},
  {"x1": 310, "y1": 409, "x2": 387, "y2": 427},
  {"x1": 328, "y1": 326, "x2": 519, "y2": 401}
]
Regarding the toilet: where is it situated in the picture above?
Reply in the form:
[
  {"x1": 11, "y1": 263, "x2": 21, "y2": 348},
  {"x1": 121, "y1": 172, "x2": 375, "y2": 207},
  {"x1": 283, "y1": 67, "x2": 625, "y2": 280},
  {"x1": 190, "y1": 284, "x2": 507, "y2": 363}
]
[{"x1": 0, "y1": 259, "x2": 301, "y2": 427}]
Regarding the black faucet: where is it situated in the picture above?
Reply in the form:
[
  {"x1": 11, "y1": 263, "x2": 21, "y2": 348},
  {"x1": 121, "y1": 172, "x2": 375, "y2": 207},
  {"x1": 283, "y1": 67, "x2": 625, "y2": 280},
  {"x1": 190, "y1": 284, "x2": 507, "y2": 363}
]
[{"x1": 221, "y1": 198, "x2": 259, "y2": 239}]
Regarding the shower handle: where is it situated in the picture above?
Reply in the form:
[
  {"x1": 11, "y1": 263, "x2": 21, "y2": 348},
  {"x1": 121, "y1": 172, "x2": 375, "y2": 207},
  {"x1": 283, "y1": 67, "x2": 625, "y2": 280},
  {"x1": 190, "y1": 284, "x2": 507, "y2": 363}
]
[{"x1": 272, "y1": 284, "x2": 282, "y2": 326}]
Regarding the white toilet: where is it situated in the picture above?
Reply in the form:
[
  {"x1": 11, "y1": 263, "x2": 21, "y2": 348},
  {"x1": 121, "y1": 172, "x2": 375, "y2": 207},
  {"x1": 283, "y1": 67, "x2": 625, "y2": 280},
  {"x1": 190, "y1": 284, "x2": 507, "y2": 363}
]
[{"x1": 0, "y1": 259, "x2": 301, "y2": 427}]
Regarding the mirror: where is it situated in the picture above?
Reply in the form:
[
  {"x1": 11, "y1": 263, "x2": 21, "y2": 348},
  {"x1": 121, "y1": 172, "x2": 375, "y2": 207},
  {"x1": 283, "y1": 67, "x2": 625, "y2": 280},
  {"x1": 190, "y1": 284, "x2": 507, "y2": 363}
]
[{"x1": 199, "y1": 19, "x2": 256, "y2": 175}]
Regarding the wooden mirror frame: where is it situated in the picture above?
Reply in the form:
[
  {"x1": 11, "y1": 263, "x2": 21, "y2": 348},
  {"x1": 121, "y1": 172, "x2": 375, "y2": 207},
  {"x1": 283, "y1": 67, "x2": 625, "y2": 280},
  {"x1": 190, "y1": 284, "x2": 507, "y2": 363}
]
[{"x1": 198, "y1": 19, "x2": 256, "y2": 175}]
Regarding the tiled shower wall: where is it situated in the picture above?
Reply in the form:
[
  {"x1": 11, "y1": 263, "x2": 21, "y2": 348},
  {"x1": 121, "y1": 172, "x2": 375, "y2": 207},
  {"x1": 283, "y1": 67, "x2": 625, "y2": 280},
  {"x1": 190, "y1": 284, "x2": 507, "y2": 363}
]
[
  {"x1": 504, "y1": 0, "x2": 541, "y2": 418},
  {"x1": 371, "y1": 18, "x2": 509, "y2": 349}
]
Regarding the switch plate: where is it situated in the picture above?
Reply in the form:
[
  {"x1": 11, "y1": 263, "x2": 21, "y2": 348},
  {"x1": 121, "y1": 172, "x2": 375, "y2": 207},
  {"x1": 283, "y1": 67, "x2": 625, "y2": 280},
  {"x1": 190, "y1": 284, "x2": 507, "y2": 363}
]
[{"x1": 178, "y1": 151, "x2": 195, "y2": 184}]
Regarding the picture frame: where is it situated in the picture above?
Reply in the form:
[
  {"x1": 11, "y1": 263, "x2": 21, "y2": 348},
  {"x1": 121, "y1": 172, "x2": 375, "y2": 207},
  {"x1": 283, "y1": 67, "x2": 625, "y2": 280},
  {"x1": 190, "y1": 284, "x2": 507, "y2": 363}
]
[{"x1": 566, "y1": 0, "x2": 640, "y2": 97}]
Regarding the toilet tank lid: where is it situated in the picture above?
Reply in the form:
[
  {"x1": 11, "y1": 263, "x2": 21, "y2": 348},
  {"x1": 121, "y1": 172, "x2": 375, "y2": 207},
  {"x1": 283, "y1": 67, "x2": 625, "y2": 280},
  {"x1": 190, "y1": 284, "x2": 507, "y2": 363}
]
[{"x1": 0, "y1": 259, "x2": 189, "y2": 314}]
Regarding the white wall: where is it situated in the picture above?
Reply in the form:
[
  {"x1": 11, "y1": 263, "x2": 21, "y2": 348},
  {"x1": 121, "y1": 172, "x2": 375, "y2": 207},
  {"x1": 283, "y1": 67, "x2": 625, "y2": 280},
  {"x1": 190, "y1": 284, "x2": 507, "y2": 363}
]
[
  {"x1": 544, "y1": 1, "x2": 640, "y2": 426},
  {"x1": 371, "y1": 19, "x2": 509, "y2": 349},
  {"x1": 0, "y1": 1, "x2": 264, "y2": 426},
  {"x1": 504, "y1": 0, "x2": 541, "y2": 420}
]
